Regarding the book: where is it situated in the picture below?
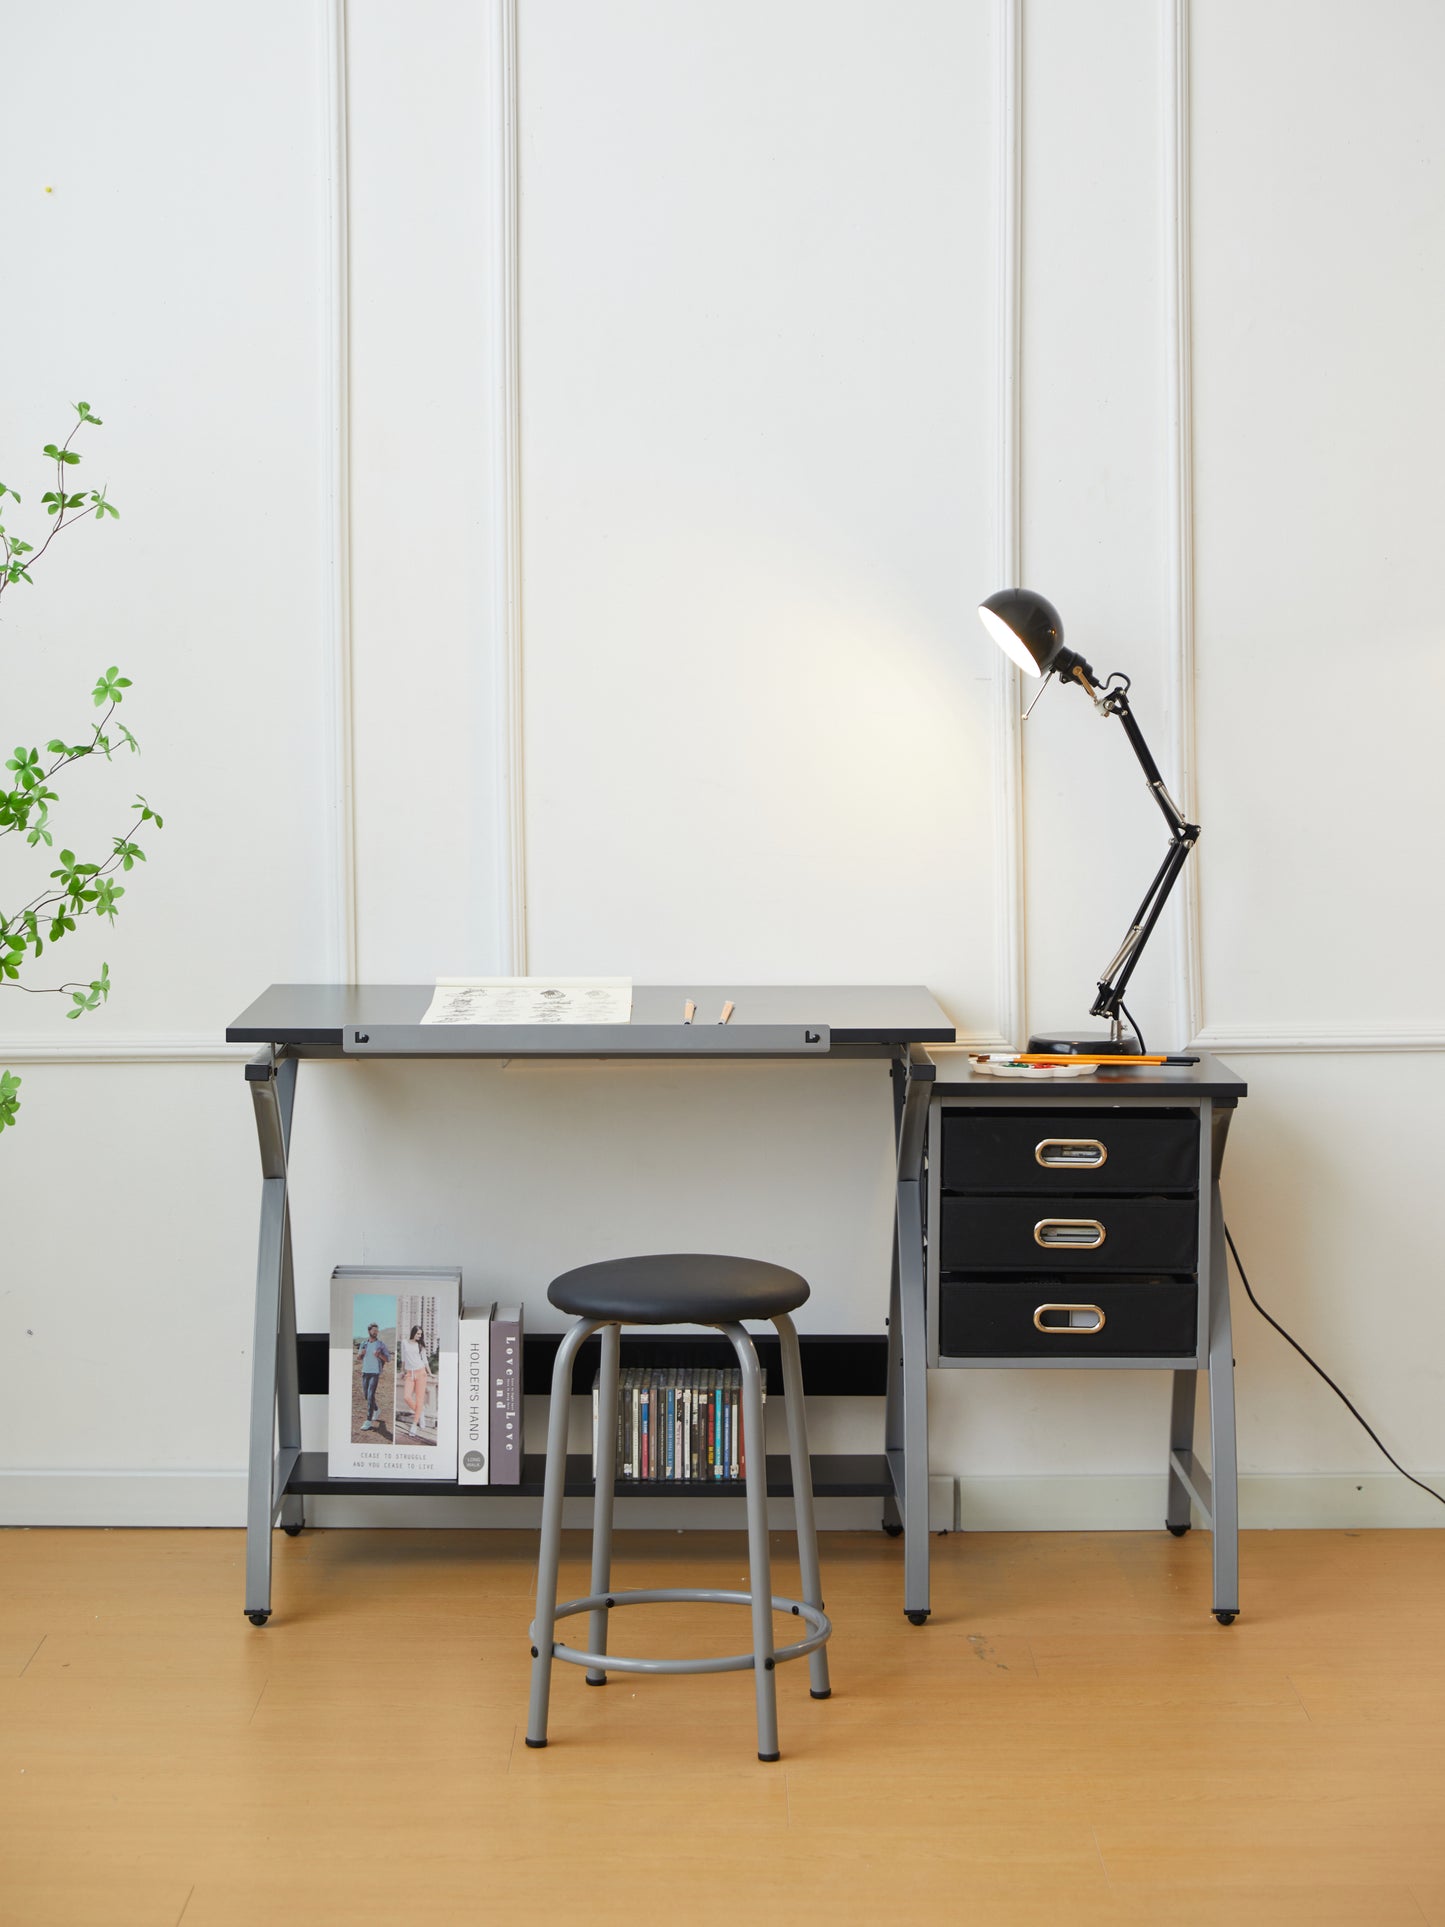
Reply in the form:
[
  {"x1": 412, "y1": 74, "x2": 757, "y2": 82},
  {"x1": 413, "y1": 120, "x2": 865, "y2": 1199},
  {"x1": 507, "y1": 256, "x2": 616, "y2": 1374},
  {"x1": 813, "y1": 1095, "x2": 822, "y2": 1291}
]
[
  {"x1": 489, "y1": 1304, "x2": 523, "y2": 1485},
  {"x1": 584, "y1": 1361, "x2": 765, "y2": 1484},
  {"x1": 327, "y1": 1266, "x2": 460, "y2": 1481},
  {"x1": 458, "y1": 1303, "x2": 494, "y2": 1484}
]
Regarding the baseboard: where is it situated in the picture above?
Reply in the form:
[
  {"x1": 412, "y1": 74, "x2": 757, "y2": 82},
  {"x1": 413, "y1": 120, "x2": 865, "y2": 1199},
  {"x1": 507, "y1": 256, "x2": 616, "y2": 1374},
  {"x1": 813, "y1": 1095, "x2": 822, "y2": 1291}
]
[
  {"x1": 954, "y1": 1471, "x2": 1445, "y2": 1530},
  {"x1": 3, "y1": 1468, "x2": 1440, "y2": 1530}
]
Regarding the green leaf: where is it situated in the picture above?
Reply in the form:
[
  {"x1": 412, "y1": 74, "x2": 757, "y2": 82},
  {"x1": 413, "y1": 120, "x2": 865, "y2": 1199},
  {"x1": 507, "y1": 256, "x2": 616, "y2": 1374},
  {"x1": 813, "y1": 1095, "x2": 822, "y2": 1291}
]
[{"x1": 92, "y1": 666, "x2": 132, "y2": 707}]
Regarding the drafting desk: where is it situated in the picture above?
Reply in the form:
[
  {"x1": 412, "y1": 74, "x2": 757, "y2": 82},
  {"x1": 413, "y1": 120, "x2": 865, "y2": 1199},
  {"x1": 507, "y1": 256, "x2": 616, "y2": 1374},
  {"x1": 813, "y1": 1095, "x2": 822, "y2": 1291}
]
[
  {"x1": 227, "y1": 983, "x2": 953, "y2": 1626},
  {"x1": 923, "y1": 1051, "x2": 1248, "y2": 1622}
]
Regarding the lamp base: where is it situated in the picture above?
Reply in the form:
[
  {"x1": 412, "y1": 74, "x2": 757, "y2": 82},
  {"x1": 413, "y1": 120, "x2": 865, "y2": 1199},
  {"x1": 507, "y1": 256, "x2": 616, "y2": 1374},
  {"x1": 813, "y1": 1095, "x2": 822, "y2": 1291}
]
[{"x1": 1026, "y1": 1032, "x2": 1145, "y2": 1057}]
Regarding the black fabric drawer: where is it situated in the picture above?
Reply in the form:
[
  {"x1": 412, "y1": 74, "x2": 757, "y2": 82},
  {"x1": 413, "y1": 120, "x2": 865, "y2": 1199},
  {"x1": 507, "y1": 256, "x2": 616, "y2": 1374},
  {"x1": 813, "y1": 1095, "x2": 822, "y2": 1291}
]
[
  {"x1": 940, "y1": 1108, "x2": 1198, "y2": 1195},
  {"x1": 939, "y1": 1277, "x2": 1198, "y2": 1358},
  {"x1": 938, "y1": 1194, "x2": 1198, "y2": 1272}
]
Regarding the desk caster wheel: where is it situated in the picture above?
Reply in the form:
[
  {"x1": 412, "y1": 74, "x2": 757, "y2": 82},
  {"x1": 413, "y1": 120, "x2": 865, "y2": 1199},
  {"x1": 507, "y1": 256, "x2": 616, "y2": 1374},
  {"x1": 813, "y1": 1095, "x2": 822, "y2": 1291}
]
[
  {"x1": 1166, "y1": 1522, "x2": 1190, "y2": 1537},
  {"x1": 881, "y1": 1519, "x2": 904, "y2": 1539},
  {"x1": 905, "y1": 1610, "x2": 930, "y2": 1626},
  {"x1": 282, "y1": 1523, "x2": 303, "y2": 1537},
  {"x1": 1213, "y1": 1610, "x2": 1237, "y2": 1626},
  {"x1": 246, "y1": 1610, "x2": 270, "y2": 1628}
]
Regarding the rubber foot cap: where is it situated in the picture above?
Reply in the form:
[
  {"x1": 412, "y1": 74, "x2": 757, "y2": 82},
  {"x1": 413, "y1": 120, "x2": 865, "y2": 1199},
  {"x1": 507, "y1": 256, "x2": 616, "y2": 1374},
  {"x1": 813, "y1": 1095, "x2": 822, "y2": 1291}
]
[
  {"x1": 585, "y1": 1675, "x2": 607, "y2": 1686},
  {"x1": 810, "y1": 1689, "x2": 832, "y2": 1700},
  {"x1": 758, "y1": 1752, "x2": 780, "y2": 1763},
  {"x1": 524, "y1": 1736, "x2": 548, "y2": 1748},
  {"x1": 1214, "y1": 1610, "x2": 1238, "y2": 1626}
]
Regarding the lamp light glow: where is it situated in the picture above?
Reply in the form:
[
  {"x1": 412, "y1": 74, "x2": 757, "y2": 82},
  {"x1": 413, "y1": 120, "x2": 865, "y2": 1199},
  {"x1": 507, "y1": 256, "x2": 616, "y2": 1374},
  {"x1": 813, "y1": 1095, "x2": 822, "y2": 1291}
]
[{"x1": 978, "y1": 604, "x2": 1043, "y2": 677}]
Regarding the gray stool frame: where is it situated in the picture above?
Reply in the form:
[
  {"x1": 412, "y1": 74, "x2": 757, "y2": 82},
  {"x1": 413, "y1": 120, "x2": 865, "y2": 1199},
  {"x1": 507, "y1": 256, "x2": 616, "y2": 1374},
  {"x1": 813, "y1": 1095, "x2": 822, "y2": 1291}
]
[{"x1": 527, "y1": 1311, "x2": 832, "y2": 1762}]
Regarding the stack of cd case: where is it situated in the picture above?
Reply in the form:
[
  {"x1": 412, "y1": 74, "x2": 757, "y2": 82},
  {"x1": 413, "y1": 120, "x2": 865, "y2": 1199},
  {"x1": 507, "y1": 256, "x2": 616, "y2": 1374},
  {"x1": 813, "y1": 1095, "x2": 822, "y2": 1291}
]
[{"x1": 591, "y1": 1365, "x2": 766, "y2": 1483}]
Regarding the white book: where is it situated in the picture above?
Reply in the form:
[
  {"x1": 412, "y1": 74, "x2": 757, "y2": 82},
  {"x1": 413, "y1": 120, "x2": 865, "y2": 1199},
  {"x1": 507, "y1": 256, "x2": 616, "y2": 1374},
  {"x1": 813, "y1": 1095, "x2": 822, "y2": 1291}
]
[
  {"x1": 458, "y1": 1303, "x2": 495, "y2": 1484},
  {"x1": 327, "y1": 1266, "x2": 460, "y2": 1481}
]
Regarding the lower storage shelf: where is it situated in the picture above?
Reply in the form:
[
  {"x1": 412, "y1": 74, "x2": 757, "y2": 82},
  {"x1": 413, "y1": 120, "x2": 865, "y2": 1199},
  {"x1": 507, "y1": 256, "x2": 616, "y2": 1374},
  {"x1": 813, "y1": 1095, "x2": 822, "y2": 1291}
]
[{"x1": 284, "y1": 1449, "x2": 893, "y2": 1501}]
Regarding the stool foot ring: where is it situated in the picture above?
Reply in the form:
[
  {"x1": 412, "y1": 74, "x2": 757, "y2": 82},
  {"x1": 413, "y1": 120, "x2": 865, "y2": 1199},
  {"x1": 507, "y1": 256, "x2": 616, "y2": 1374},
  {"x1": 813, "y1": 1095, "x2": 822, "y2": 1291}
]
[{"x1": 528, "y1": 1587, "x2": 832, "y2": 1678}]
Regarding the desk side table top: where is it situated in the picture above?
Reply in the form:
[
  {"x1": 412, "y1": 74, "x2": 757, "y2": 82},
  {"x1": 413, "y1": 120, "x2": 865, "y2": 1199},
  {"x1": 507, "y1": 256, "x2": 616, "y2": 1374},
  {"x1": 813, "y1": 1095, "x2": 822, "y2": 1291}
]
[{"x1": 923, "y1": 1049, "x2": 1246, "y2": 1101}]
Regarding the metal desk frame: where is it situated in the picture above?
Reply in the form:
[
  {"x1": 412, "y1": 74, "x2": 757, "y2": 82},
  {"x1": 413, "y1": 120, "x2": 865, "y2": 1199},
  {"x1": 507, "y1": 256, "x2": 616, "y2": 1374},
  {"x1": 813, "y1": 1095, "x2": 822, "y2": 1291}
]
[{"x1": 233, "y1": 985, "x2": 951, "y2": 1626}]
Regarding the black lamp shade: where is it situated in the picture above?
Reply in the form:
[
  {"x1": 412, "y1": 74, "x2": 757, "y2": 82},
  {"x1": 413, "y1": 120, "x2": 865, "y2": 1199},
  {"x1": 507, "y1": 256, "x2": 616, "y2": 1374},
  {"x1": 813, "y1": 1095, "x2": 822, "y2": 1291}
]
[{"x1": 978, "y1": 588, "x2": 1067, "y2": 678}]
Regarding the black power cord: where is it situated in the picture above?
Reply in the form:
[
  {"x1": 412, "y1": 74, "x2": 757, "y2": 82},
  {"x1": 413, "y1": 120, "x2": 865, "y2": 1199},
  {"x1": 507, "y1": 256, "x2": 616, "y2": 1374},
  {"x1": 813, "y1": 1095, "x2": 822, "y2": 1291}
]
[
  {"x1": 1224, "y1": 1219, "x2": 1445, "y2": 1511},
  {"x1": 1120, "y1": 1000, "x2": 1147, "y2": 1054}
]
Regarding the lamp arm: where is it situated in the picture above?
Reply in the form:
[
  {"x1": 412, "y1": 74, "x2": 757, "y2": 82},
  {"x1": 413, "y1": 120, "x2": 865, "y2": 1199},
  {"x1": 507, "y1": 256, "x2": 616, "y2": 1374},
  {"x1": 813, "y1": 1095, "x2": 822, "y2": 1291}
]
[{"x1": 1071, "y1": 674, "x2": 1200, "y2": 1025}]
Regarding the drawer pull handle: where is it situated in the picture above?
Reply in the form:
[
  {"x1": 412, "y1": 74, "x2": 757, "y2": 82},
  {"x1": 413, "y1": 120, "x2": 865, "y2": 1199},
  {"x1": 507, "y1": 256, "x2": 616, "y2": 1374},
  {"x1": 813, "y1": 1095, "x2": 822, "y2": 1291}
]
[
  {"x1": 1034, "y1": 1302, "x2": 1106, "y2": 1334},
  {"x1": 1035, "y1": 1137, "x2": 1107, "y2": 1169},
  {"x1": 1034, "y1": 1217, "x2": 1106, "y2": 1249}
]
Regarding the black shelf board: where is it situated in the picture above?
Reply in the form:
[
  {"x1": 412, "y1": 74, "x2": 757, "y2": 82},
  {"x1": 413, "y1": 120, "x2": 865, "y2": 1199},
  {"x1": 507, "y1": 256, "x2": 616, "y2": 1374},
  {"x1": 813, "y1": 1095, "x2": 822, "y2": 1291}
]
[
  {"x1": 285, "y1": 1449, "x2": 892, "y2": 1500},
  {"x1": 295, "y1": 1331, "x2": 888, "y2": 1399}
]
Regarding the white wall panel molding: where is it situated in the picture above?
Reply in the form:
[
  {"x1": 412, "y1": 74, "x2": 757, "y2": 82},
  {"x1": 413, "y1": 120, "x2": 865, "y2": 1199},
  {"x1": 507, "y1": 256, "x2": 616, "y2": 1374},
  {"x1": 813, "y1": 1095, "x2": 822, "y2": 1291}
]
[
  {"x1": 320, "y1": 0, "x2": 358, "y2": 984},
  {"x1": 1162, "y1": 0, "x2": 1203, "y2": 1047},
  {"x1": 1192, "y1": 1023, "x2": 1445, "y2": 1056},
  {"x1": 0, "y1": 1035, "x2": 250, "y2": 1065},
  {"x1": 991, "y1": 0, "x2": 1026, "y2": 1050},
  {"x1": 489, "y1": 0, "x2": 527, "y2": 975}
]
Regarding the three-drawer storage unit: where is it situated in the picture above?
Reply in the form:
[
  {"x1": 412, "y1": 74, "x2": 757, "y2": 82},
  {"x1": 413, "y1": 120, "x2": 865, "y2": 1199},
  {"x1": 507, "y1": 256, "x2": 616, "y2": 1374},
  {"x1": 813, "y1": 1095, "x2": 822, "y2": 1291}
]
[{"x1": 925, "y1": 1053, "x2": 1248, "y2": 1622}]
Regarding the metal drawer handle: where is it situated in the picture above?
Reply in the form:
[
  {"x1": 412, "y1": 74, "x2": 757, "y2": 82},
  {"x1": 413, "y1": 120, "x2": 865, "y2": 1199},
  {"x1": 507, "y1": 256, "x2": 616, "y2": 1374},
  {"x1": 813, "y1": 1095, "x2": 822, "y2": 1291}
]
[
  {"x1": 1035, "y1": 1137, "x2": 1107, "y2": 1169},
  {"x1": 1034, "y1": 1303, "x2": 1106, "y2": 1334},
  {"x1": 1034, "y1": 1217, "x2": 1106, "y2": 1249}
]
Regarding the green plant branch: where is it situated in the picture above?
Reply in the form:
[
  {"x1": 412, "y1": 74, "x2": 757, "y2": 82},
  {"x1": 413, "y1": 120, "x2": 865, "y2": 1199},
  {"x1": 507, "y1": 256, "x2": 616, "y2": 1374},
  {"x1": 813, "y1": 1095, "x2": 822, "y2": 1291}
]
[{"x1": 2, "y1": 403, "x2": 144, "y2": 1130}]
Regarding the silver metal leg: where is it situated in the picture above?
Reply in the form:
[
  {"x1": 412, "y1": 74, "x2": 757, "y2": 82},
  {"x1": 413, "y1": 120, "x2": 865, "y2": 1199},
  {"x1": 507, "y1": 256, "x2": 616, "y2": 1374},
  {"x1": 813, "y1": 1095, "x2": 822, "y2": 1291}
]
[
  {"x1": 1166, "y1": 1370, "x2": 1197, "y2": 1533},
  {"x1": 723, "y1": 1322, "x2": 779, "y2": 1761},
  {"x1": 586, "y1": 1323, "x2": 621, "y2": 1684},
  {"x1": 245, "y1": 1052, "x2": 298, "y2": 1624},
  {"x1": 890, "y1": 1048, "x2": 933, "y2": 1622},
  {"x1": 773, "y1": 1311, "x2": 830, "y2": 1701},
  {"x1": 1207, "y1": 1188, "x2": 1240, "y2": 1618},
  {"x1": 527, "y1": 1318, "x2": 603, "y2": 1747}
]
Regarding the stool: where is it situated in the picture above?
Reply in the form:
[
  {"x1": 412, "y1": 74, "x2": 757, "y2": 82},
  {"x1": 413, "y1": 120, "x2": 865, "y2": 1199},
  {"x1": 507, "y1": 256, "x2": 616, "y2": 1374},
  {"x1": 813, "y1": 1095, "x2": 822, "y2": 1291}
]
[{"x1": 526, "y1": 1253, "x2": 833, "y2": 1762}]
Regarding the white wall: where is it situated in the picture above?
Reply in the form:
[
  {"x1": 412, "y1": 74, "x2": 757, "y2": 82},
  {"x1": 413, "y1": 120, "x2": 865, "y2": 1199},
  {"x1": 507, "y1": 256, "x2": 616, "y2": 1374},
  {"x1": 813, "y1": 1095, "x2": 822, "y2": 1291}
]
[{"x1": 2, "y1": 0, "x2": 1441, "y2": 1529}]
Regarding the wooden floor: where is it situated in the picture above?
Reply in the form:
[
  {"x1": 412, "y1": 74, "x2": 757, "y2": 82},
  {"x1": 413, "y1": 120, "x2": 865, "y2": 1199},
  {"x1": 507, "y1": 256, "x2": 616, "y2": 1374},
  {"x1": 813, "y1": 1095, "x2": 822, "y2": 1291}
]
[{"x1": 4, "y1": 1527, "x2": 1445, "y2": 1925}]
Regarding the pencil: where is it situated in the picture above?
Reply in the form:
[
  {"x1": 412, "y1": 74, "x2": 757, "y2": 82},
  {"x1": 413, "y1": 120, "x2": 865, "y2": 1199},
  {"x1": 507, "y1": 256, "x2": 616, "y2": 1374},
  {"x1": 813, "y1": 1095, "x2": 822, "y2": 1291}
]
[
  {"x1": 683, "y1": 1000, "x2": 696, "y2": 1025},
  {"x1": 718, "y1": 1001, "x2": 735, "y2": 1025}
]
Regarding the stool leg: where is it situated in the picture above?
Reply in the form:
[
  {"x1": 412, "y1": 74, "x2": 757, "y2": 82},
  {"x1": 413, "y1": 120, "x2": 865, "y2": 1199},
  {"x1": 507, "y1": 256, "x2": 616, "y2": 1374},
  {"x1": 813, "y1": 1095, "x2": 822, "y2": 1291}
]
[
  {"x1": 774, "y1": 1311, "x2": 830, "y2": 1700},
  {"x1": 586, "y1": 1321, "x2": 621, "y2": 1684},
  {"x1": 723, "y1": 1321, "x2": 779, "y2": 1762},
  {"x1": 527, "y1": 1317, "x2": 599, "y2": 1749}
]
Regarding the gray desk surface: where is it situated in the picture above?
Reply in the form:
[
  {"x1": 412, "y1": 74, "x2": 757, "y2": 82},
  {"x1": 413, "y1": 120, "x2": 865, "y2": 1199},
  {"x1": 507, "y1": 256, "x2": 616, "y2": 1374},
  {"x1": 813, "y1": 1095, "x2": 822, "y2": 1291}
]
[
  {"x1": 227, "y1": 983, "x2": 956, "y2": 1050},
  {"x1": 924, "y1": 1048, "x2": 1246, "y2": 1100}
]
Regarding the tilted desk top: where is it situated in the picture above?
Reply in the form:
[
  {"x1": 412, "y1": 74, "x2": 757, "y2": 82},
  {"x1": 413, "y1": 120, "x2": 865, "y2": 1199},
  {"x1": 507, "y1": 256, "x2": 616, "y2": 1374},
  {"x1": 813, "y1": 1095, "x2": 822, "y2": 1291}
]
[{"x1": 227, "y1": 983, "x2": 956, "y2": 1055}]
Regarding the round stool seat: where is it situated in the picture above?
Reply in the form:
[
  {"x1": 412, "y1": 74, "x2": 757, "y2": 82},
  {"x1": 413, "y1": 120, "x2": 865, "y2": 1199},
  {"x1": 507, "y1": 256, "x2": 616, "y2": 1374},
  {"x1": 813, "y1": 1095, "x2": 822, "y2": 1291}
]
[{"x1": 547, "y1": 1253, "x2": 809, "y2": 1326}]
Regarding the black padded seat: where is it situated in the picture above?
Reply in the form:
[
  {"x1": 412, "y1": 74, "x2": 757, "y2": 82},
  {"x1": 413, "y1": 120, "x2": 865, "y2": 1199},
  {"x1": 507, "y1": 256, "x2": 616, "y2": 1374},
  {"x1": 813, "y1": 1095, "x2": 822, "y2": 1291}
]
[{"x1": 548, "y1": 1253, "x2": 809, "y2": 1327}]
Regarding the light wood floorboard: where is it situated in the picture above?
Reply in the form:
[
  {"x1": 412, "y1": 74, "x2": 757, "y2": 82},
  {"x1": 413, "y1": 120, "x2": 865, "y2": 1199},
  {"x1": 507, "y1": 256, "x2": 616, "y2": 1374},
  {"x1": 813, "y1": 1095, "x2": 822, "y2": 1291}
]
[{"x1": 2, "y1": 1525, "x2": 1443, "y2": 1925}]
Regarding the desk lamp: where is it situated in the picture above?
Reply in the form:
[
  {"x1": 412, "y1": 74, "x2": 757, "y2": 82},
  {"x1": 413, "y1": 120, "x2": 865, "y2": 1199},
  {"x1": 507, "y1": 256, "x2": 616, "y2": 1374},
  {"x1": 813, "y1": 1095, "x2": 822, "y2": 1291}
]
[{"x1": 979, "y1": 587, "x2": 1200, "y2": 1056}]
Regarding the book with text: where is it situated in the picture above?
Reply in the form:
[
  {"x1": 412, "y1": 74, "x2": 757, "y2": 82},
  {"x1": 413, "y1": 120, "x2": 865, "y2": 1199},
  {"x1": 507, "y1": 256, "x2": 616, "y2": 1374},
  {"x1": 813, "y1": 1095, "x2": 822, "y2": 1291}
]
[
  {"x1": 458, "y1": 1303, "x2": 494, "y2": 1484},
  {"x1": 489, "y1": 1304, "x2": 523, "y2": 1484}
]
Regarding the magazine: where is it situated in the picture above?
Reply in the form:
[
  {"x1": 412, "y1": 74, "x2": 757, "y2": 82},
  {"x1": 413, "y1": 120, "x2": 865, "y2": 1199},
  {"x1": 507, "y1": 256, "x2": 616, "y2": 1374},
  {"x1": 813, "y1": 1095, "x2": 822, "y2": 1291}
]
[{"x1": 327, "y1": 1267, "x2": 460, "y2": 1480}]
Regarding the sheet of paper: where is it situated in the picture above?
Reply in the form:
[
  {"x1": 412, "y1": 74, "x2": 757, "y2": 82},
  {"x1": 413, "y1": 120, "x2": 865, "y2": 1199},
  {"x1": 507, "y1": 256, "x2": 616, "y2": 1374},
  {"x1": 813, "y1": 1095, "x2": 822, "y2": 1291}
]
[{"x1": 421, "y1": 977, "x2": 633, "y2": 1026}]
